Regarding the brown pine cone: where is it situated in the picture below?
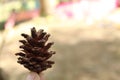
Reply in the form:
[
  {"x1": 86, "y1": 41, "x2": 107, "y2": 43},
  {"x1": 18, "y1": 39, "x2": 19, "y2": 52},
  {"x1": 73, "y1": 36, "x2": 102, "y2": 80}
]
[{"x1": 15, "y1": 27, "x2": 56, "y2": 74}]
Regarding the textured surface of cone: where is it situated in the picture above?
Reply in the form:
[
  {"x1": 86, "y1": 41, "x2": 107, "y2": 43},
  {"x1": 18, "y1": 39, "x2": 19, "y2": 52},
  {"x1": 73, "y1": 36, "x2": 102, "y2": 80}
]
[{"x1": 15, "y1": 27, "x2": 55, "y2": 73}]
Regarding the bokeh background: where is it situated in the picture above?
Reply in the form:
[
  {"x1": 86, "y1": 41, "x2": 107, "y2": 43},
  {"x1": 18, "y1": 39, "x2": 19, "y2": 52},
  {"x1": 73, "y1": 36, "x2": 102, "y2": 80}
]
[{"x1": 0, "y1": 0, "x2": 120, "y2": 80}]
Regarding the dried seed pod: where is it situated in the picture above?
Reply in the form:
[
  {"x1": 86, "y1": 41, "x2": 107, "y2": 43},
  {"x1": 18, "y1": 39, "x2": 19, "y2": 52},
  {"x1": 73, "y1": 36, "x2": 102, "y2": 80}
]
[{"x1": 15, "y1": 27, "x2": 56, "y2": 74}]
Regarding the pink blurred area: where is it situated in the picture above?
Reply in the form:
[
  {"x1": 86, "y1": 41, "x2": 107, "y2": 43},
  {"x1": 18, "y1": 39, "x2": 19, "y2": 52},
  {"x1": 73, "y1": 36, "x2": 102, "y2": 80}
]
[{"x1": 54, "y1": 0, "x2": 118, "y2": 19}]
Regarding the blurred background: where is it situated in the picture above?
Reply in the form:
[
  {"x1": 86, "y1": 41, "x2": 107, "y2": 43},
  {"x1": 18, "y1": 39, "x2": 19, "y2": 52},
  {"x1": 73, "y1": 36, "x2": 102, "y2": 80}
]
[{"x1": 0, "y1": 0, "x2": 120, "y2": 80}]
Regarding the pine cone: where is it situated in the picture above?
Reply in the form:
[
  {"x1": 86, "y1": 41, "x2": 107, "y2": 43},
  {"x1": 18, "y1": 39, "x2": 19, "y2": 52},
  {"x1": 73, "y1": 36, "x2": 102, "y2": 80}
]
[{"x1": 15, "y1": 27, "x2": 56, "y2": 74}]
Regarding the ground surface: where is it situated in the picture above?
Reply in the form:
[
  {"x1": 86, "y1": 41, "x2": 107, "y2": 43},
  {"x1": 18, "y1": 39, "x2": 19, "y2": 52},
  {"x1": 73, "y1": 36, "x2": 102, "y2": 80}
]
[{"x1": 1, "y1": 25, "x2": 120, "y2": 80}]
